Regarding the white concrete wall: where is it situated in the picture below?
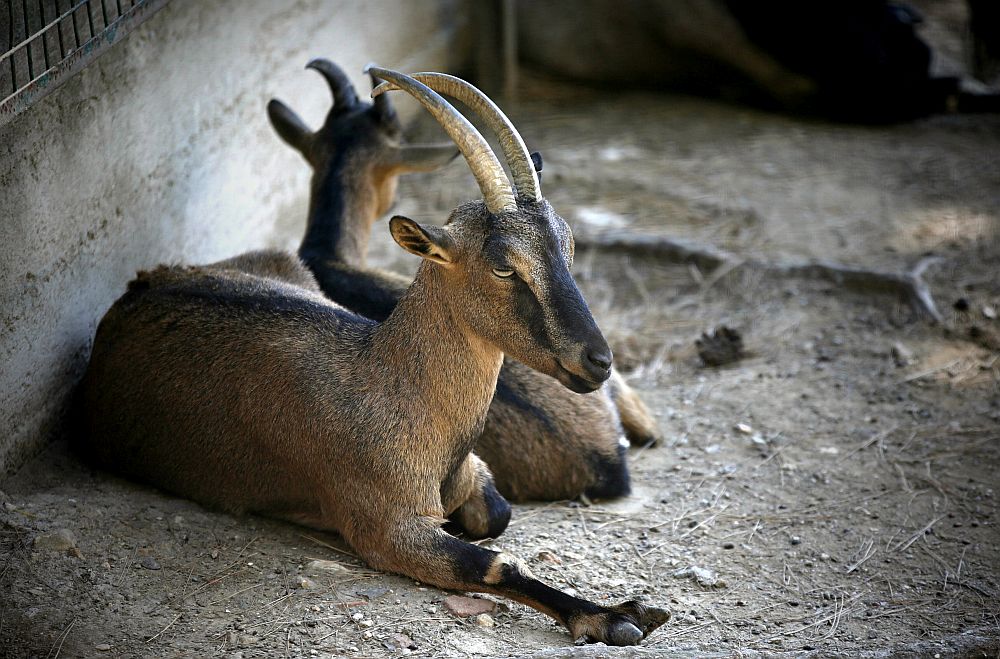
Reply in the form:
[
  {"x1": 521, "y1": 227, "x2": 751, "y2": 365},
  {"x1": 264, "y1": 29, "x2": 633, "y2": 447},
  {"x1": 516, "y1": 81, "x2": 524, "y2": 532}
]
[{"x1": 0, "y1": 0, "x2": 469, "y2": 472}]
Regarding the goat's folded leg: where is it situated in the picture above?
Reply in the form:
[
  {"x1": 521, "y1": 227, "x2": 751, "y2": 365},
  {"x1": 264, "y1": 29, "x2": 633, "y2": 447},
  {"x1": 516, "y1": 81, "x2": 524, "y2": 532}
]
[
  {"x1": 357, "y1": 517, "x2": 670, "y2": 646},
  {"x1": 607, "y1": 371, "x2": 662, "y2": 448},
  {"x1": 441, "y1": 454, "x2": 511, "y2": 540}
]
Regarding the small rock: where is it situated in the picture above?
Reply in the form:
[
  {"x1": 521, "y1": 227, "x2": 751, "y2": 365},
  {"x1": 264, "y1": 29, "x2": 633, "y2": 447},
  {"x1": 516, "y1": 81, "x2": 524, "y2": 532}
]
[
  {"x1": 984, "y1": 305, "x2": 997, "y2": 320},
  {"x1": 304, "y1": 559, "x2": 349, "y2": 575},
  {"x1": 672, "y1": 565, "x2": 725, "y2": 588},
  {"x1": 890, "y1": 342, "x2": 914, "y2": 367},
  {"x1": 362, "y1": 630, "x2": 373, "y2": 639},
  {"x1": 210, "y1": 549, "x2": 219, "y2": 560},
  {"x1": 359, "y1": 619, "x2": 374, "y2": 628},
  {"x1": 358, "y1": 586, "x2": 389, "y2": 600},
  {"x1": 95, "y1": 643, "x2": 112, "y2": 652},
  {"x1": 722, "y1": 542, "x2": 735, "y2": 550},
  {"x1": 387, "y1": 632, "x2": 416, "y2": 651},
  {"x1": 474, "y1": 613, "x2": 495, "y2": 628},
  {"x1": 140, "y1": 556, "x2": 161, "y2": 570},
  {"x1": 295, "y1": 576, "x2": 316, "y2": 589},
  {"x1": 33, "y1": 529, "x2": 76, "y2": 552},
  {"x1": 351, "y1": 612, "x2": 364, "y2": 622},
  {"x1": 790, "y1": 536, "x2": 801, "y2": 545},
  {"x1": 443, "y1": 595, "x2": 497, "y2": 617},
  {"x1": 536, "y1": 550, "x2": 561, "y2": 565},
  {"x1": 734, "y1": 423, "x2": 753, "y2": 435}
]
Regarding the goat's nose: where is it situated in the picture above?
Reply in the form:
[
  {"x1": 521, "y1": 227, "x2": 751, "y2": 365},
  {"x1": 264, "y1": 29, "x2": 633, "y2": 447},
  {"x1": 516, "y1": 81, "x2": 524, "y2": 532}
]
[{"x1": 585, "y1": 347, "x2": 613, "y2": 373}]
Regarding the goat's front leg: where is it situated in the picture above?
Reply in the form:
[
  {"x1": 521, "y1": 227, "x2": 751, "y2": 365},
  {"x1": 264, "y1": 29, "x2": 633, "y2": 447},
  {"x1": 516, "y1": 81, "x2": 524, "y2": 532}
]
[{"x1": 354, "y1": 517, "x2": 669, "y2": 646}]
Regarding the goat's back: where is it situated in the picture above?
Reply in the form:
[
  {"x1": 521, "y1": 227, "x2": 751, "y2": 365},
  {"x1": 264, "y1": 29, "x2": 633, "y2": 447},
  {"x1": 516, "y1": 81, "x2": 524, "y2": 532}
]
[{"x1": 77, "y1": 261, "x2": 374, "y2": 519}]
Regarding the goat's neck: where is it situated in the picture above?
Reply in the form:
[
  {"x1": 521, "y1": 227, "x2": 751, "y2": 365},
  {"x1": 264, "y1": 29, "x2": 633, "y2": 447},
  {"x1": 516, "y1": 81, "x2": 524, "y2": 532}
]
[
  {"x1": 300, "y1": 159, "x2": 377, "y2": 269},
  {"x1": 368, "y1": 262, "x2": 503, "y2": 455}
]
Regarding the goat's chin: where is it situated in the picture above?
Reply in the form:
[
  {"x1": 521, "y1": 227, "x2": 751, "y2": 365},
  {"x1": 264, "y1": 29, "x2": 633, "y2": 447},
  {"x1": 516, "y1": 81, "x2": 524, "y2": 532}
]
[{"x1": 553, "y1": 363, "x2": 605, "y2": 394}]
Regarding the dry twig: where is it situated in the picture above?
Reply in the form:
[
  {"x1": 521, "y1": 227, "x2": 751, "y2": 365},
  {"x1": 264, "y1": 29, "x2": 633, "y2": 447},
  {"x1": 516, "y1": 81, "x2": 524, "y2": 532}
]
[
  {"x1": 845, "y1": 538, "x2": 878, "y2": 574},
  {"x1": 45, "y1": 618, "x2": 76, "y2": 659},
  {"x1": 892, "y1": 515, "x2": 946, "y2": 553},
  {"x1": 146, "y1": 613, "x2": 182, "y2": 644},
  {"x1": 576, "y1": 231, "x2": 943, "y2": 321}
]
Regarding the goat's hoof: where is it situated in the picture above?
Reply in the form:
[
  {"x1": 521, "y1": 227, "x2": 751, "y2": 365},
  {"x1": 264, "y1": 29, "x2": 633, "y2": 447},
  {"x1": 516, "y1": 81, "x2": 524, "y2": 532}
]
[
  {"x1": 571, "y1": 599, "x2": 670, "y2": 646},
  {"x1": 607, "y1": 619, "x2": 643, "y2": 645},
  {"x1": 611, "y1": 600, "x2": 671, "y2": 641},
  {"x1": 633, "y1": 433, "x2": 661, "y2": 449}
]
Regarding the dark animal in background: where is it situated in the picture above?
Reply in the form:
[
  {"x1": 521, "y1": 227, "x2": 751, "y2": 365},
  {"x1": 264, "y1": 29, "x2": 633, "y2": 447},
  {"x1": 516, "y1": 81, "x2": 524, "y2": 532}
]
[
  {"x1": 967, "y1": 0, "x2": 1000, "y2": 89},
  {"x1": 76, "y1": 67, "x2": 669, "y2": 645},
  {"x1": 517, "y1": 0, "x2": 997, "y2": 122},
  {"x1": 267, "y1": 59, "x2": 662, "y2": 503}
]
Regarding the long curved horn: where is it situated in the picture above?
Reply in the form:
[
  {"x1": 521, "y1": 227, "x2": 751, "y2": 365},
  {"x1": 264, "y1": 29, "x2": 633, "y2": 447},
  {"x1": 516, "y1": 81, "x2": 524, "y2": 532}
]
[
  {"x1": 373, "y1": 73, "x2": 541, "y2": 202},
  {"x1": 306, "y1": 58, "x2": 359, "y2": 110},
  {"x1": 365, "y1": 65, "x2": 516, "y2": 214}
]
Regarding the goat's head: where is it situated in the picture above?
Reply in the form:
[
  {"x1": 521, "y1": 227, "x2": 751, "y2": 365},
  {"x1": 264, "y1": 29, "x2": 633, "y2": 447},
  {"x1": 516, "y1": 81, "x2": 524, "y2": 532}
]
[
  {"x1": 370, "y1": 67, "x2": 612, "y2": 393},
  {"x1": 267, "y1": 59, "x2": 457, "y2": 220}
]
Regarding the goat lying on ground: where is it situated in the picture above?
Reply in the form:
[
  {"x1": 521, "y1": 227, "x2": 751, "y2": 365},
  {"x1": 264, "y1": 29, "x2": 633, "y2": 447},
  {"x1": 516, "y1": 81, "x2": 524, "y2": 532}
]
[
  {"x1": 517, "y1": 0, "x2": 999, "y2": 122},
  {"x1": 77, "y1": 67, "x2": 669, "y2": 645},
  {"x1": 267, "y1": 59, "x2": 662, "y2": 502}
]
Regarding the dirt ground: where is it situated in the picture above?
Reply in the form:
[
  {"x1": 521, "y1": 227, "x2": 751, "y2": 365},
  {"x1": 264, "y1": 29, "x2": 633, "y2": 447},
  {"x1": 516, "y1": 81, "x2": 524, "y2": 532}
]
[{"x1": 3, "y1": 32, "x2": 1000, "y2": 659}]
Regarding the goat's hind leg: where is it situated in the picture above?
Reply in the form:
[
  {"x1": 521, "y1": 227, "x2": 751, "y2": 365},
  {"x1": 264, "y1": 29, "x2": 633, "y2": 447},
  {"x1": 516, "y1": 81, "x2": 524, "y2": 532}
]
[
  {"x1": 608, "y1": 371, "x2": 662, "y2": 448},
  {"x1": 361, "y1": 517, "x2": 669, "y2": 645}
]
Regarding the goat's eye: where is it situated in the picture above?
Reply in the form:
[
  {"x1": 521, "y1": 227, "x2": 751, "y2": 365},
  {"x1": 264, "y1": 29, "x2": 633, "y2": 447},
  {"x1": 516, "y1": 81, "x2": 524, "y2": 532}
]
[{"x1": 492, "y1": 267, "x2": 515, "y2": 279}]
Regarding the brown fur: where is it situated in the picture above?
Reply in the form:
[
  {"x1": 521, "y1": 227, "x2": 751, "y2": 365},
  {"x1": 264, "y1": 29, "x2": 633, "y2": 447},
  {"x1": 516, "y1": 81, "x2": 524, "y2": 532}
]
[
  {"x1": 78, "y1": 191, "x2": 668, "y2": 643},
  {"x1": 268, "y1": 62, "x2": 662, "y2": 502}
]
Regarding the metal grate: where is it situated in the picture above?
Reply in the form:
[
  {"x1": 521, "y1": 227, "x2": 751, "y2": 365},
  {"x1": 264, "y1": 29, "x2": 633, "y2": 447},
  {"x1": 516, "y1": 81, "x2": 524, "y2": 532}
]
[{"x1": 1, "y1": 0, "x2": 169, "y2": 127}]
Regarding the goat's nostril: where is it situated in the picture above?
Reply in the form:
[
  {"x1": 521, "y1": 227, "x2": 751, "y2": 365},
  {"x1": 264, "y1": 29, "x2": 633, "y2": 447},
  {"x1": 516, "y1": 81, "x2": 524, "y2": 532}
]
[{"x1": 586, "y1": 349, "x2": 613, "y2": 372}]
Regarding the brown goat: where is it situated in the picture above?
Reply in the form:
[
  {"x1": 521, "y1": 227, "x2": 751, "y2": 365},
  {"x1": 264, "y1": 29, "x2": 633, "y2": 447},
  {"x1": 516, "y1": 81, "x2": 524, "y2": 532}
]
[
  {"x1": 267, "y1": 60, "x2": 661, "y2": 502},
  {"x1": 77, "y1": 67, "x2": 669, "y2": 645}
]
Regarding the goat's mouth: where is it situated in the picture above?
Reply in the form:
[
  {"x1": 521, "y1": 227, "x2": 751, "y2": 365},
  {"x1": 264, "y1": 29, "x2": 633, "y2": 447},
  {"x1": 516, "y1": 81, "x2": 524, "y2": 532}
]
[{"x1": 554, "y1": 361, "x2": 607, "y2": 394}]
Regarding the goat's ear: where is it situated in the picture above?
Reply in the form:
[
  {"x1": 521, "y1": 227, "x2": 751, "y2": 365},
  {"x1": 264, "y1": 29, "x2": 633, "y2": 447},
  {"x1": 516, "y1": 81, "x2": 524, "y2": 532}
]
[
  {"x1": 369, "y1": 70, "x2": 398, "y2": 126},
  {"x1": 395, "y1": 143, "x2": 460, "y2": 173},
  {"x1": 267, "y1": 99, "x2": 313, "y2": 155},
  {"x1": 530, "y1": 151, "x2": 543, "y2": 183},
  {"x1": 389, "y1": 216, "x2": 454, "y2": 265},
  {"x1": 530, "y1": 151, "x2": 543, "y2": 173}
]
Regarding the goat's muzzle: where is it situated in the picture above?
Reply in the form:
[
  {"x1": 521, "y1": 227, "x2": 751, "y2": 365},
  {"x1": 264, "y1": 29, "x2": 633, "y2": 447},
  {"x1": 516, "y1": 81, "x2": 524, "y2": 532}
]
[{"x1": 555, "y1": 340, "x2": 613, "y2": 393}]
